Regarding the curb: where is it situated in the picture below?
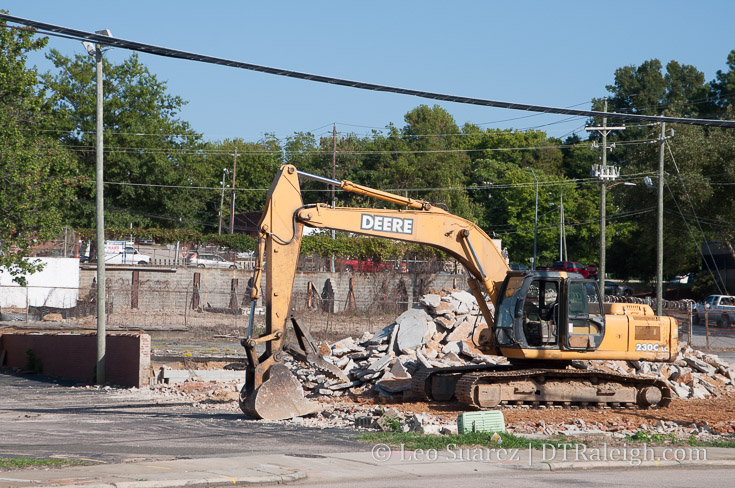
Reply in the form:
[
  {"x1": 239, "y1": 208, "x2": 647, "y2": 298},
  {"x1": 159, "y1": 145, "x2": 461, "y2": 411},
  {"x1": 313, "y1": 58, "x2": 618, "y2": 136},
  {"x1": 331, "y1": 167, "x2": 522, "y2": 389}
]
[
  {"x1": 504, "y1": 459, "x2": 735, "y2": 471},
  {"x1": 34, "y1": 469, "x2": 307, "y2": 488}
]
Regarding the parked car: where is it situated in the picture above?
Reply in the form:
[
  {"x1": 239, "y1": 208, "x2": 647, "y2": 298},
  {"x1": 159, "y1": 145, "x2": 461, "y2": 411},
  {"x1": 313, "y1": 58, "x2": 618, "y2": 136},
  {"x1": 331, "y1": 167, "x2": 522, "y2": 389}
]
[
  {"x1": 694, "y1": 295, "x2": 735, "y2": 327},
  {"x1": 604, "y1": 281, "x2": 633, "y2": 297},
  {"x1": 103, "y1": 245, "x2": 152, "y2": 265},
  {"x1": 509, "y1": 263, "x2": 528, "y2": 271},
  {"x1": 542, "y1": 261, "x2": 593, "y2": 279},
  {"x1": 186, "y1": 253, "x2": 239, "y2": 269},
  {"x1": 670, "y1": 273, "x2": 694, "y2": 284},
  {"x1": 338, "y1": 258, "x2": 393, "y2": 273}
]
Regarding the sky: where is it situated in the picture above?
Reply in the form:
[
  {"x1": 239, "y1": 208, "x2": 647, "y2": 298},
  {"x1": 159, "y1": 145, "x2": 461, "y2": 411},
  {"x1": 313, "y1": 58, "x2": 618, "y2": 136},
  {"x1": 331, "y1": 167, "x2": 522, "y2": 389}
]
[{"x1": 3, "y1": 1, "x2": 735, "y2": 145}]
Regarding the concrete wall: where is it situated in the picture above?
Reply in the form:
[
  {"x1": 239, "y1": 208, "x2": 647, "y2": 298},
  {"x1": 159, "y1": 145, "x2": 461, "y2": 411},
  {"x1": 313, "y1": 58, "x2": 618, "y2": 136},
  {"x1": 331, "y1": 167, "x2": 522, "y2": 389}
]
[
  {"x1": 291, "y1": 271, "x2": 467, "y2": 312},
  {"x1": 80, "y1": 267, "x2": 249, "y2": 311},
  {"x1": 79, "y1": 268, "x2": 469, "y2": 313},
  {"x1": 0, "y1": 332, "x2": 151, "y2": 387},
  {"x1": 0, "y1": 258, "x2": 79, "y2": 308}
]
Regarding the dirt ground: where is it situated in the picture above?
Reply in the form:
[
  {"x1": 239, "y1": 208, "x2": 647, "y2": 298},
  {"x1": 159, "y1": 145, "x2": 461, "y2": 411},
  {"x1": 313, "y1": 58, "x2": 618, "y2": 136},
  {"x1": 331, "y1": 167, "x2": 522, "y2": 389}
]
[{"x1": 380, "y1": 396, "x2": 735, "y2": 428}]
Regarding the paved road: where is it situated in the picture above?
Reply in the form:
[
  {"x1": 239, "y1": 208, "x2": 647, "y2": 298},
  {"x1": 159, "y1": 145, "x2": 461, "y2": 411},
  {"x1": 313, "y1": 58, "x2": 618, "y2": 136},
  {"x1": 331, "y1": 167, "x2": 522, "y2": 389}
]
[
  {"x1": 0, "y1": 373, "x2": 361, "y2": 463},
  {"x1": 295, "y1": 468, "x2": 735, "y2": 488}
]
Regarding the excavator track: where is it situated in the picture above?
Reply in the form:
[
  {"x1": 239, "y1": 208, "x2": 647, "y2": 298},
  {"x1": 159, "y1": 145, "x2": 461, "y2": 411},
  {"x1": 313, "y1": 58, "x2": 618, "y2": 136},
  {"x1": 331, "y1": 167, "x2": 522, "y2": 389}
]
[{"x1": 414, "y1": 366, "x2": 672, "y2": 409}]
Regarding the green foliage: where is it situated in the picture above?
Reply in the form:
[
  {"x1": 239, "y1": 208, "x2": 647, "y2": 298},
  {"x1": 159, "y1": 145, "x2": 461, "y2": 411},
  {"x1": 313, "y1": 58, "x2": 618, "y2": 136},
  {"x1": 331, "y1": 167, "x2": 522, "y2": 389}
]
[
  {"x1": 25, "y1": 349, "x2": 42, "y2": 374},
  {"x1": 3, "y1": 26, "x2": 735, "y2": 285},
  {"x1": 76, "y1": 227, "x2": 258, "y2": 252},
  {"x1": 377, "y1": 408, "x2": 403, "y2": 432},
  {"x1": 42, "y1": 51, "x2": 206, "y2": 229},
  {"x1": 0, "y1": 14, "x2": 78, "y2": 284},
  {"x1": 358, "y1": 431, "x2": 576, "y2": 451},
  {"x1": 687, "y1": 436, "x2": 735, "y2": 448},
  {"x1": 300, "y1": 234, "x2": 444, "y2": 261},
  {"x1": 625, "y1": 430, "x2": 676, "y2": 444},
  {"x1": 0, "y1": 457, "x2": 85, "y2": 469}
]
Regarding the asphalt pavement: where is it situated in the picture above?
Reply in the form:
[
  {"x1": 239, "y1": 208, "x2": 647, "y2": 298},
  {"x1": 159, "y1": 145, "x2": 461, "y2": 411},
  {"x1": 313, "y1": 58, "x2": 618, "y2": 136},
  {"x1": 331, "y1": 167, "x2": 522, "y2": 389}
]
[
  {"x1": 2, "y1": 373, "x2": 735, "y2": 487},
  {"x1": 0, "y1": 374, "x2": 360, "y2": 464}
]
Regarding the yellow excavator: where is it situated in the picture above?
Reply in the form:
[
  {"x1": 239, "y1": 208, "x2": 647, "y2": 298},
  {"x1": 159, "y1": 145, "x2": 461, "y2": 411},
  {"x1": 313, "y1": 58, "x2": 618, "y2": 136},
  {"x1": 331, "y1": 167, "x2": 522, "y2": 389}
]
[{"x1": 239, "y1": 165, "x2": 678, "y2": 420}]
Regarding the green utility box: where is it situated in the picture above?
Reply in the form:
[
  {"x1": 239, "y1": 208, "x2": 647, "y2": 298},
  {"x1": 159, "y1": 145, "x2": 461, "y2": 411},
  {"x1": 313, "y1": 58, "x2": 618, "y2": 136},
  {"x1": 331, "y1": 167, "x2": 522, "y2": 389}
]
[{"x1": 457, "y1": 411, "x2": 505, "y2": 434}]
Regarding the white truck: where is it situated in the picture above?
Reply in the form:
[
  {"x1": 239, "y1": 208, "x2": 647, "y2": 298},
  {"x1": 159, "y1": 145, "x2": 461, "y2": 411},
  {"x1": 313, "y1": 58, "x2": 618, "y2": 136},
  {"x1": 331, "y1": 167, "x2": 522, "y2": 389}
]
[
  {"x1": 103, "y1": 241, "x2": 152, "y2": 265},
  {"x1": 694, "y1": 294, "x2": 735, "y2": 328}
]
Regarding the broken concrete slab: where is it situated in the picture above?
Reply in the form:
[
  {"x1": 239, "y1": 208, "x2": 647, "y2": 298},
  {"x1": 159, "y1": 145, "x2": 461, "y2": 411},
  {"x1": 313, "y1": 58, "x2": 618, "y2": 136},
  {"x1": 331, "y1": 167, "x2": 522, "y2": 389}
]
[
  {"x1": 390, "y1": 360, "x2": 411, "y2": 378},
  {"x1": 445, "y1": 320, "x2": 473, "y2": 343},
  {"x1": 441, "y1": 341, "x2": 461, "y2": 355},
  {"x1": 451, "y1": 291, "x2": 476, "y2": 315},
  {"x1": 685, "y1": 357, "x2": 717, "y2": 375},
  {"x1": 376, "y1": 377, "x2": 413, "y2": 393},
  {"x1": 369, "y1": 324, "x2": 395, "y2": 345},
  {"x1": 365, "y1": 354, "x2": 392, "y2": 373},
  {"x1": 432, "y1": 301, "x2": 456, "y2": 316},
  {"x1": 158, "y1": 368, "x2": 244, "y2": 384},
  {"x1": 396, "y1": 310, "x2": 430, "y2": 352},
  {"x1": 419, "y1": 294, "x2": 441, "y2": 309}
]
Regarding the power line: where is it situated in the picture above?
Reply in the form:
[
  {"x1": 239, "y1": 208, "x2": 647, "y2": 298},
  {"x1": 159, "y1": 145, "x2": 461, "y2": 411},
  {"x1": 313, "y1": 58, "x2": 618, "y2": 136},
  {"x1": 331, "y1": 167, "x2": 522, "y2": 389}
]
[
  {"x1": 3, "y1": 13, "x2": 735, "y2": 128},
  {"x1": 40, "y1": 136, "x2": 658, "y2": 157}
]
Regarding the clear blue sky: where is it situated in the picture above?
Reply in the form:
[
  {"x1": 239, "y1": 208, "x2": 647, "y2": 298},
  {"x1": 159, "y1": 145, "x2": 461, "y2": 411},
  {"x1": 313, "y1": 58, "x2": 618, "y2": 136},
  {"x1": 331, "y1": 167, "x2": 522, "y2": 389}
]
[{"x1": 4, "y1": 1, "x2": 734, "y2": 144}]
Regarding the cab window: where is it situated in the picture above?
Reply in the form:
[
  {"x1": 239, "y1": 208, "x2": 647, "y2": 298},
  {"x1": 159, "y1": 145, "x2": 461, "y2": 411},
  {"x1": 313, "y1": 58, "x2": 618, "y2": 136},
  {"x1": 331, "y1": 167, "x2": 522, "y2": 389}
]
[
  {"x1": 565, "y1": 281, "x2": 604, "y2": 350},
  {"x1": 522, "y1": 279, "x2": 560, "y2": 347},
  {"x1": 496, "y1": 275, "x2": 524, "y2": 329}
]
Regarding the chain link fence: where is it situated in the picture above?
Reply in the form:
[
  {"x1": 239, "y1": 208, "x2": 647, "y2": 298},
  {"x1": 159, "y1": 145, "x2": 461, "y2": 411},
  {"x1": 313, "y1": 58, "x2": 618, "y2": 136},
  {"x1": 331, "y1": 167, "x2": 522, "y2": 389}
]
[{"x1": 4, "y1": 264, "x2": 733, "y2": 350}]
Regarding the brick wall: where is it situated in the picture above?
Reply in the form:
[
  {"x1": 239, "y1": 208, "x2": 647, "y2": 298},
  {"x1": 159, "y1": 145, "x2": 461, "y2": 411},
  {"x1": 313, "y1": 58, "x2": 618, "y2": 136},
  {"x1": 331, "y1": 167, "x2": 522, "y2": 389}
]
[{"x1": 0, "y1": 332, "x2": 151, "y2": 387}]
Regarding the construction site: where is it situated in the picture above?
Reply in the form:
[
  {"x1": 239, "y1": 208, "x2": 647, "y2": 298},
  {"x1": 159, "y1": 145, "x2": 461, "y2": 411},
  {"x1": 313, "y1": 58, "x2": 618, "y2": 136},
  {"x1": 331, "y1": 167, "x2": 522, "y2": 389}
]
[{"x1": 2, "y1": 165, "x2": 735, "y2": 445}]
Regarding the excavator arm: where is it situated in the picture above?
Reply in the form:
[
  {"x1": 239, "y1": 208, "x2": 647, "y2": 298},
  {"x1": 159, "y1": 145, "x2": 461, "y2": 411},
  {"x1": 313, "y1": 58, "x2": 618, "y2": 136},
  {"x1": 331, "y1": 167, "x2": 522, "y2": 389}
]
[{"x1": 240, "y1": 164, "x2": 509, "y2": 419}]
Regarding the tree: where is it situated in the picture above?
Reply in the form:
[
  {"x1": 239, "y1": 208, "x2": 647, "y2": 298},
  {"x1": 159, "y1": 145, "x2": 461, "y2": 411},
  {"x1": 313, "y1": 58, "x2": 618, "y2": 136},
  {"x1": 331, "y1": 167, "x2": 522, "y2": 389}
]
[
  {"x1": 709, "y1": 50, "x2": 735, "y2": 115},
  {"x1": 0, "y1": 15, "x2": 78, "y2": 283},
  {"x1": 204, "y1": 136, "x2": 283, "y2": 229},
  {"x1": 357, "y1": 106, "x2": 478, "y2": 220},
  {"x1": 42, "y1": 51, "x2": 207, "y2": 230}
]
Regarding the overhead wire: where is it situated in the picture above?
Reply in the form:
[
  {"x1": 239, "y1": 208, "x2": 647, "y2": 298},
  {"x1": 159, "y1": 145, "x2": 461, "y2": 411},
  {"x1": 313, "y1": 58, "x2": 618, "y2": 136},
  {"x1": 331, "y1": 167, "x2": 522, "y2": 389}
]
[
  {"x1": 2, "y1": 14, "x2": 735, "y2": 128},
  {"x1": 664, "y1": 140, "x2": 728, "y2": 293}
]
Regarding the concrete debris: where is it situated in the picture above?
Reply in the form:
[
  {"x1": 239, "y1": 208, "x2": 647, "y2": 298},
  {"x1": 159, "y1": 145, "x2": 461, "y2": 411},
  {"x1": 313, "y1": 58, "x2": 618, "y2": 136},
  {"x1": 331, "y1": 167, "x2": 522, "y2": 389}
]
[
  {"x1": 573, "y1": 346, "x2": 735, "y2": 400},
  {"x1": 419, "y1": 294, "x2": 441, "y2": 309},
  {"x1": 389, "y1": 360, "x2": 411, "y2": 379},
  {"x1": 684, "y1": 357, "x2": 717, "y2": 375},
  {"x1": 395, "y1": 308, "x2": 431, "y2": 352},
  {"x1": 281, "y1": 288, "x2": 734, "y2": 403}
]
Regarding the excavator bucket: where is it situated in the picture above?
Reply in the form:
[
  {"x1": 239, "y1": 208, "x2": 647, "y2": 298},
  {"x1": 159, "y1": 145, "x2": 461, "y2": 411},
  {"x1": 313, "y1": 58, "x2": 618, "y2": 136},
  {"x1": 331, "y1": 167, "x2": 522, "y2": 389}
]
[{"x1": 239, "y1": 364, "x2": 321, "y2": 420}]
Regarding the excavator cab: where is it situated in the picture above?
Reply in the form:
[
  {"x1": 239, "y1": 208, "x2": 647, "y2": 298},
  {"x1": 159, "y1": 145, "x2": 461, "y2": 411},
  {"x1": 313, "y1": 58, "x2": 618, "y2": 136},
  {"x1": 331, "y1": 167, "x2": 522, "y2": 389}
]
[{"x1": 494, "y1": 271, "x2": 604, "y2": 352}]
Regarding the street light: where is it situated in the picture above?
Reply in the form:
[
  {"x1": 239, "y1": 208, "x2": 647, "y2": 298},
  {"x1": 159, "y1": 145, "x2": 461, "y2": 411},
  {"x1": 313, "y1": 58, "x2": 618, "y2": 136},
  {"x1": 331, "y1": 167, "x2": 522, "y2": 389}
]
[
  {"x1": 525, "y1": 167, "x2": 539, "y2": 270},
  {"x1": 608, "y1": 181, "x2": 637, "y2": 190},
  {"x1": 555, "y1": 182, "x2": 572, "y2": 262},
  {"x1": 83, "y1": 28, "x2": 111, "y2": 385}
]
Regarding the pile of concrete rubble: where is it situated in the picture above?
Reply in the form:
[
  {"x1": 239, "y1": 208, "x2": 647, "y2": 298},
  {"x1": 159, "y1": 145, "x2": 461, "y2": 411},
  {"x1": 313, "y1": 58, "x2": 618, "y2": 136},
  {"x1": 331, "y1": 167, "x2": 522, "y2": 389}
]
[
  {"x1": 290, "y1": 288, "x2": 735, "y2": 401},
  {"x1": 573, "y1": 346, "x2": 735, "y2": 400},
  {"x1": 293, "y1": 288, "x2": 503, "y2": 399}
]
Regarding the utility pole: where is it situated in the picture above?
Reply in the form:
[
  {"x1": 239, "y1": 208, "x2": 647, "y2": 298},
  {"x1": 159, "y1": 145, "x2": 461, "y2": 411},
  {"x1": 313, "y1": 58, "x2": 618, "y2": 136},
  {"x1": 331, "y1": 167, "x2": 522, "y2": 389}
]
[
  {"x1": 330, "y1": 124, "x2": 337, "y2": 273},
  {"x1": 229, "y1": 147, "x2": 237, "y2": 234},
  {"x1": 95, "y1": 42, "x2": 105, "y2": 384},
  {"x1": 82, "y1": 29, "x2": 111, "y2": 385},
  {"x1": 559, "y1": 192, "x2": 563, "y2": 261},
  {"x1": 218, "y1": 168, "x2": 228, "y2": 235},
  {"x1": 585, "y1": 98, "x2": 625, "y2": 304},
  {"x1": 531, "y1": 169, "x2": 538, "y2": 270},
  {"x1": 656, "y1": 123, "x2": 674, "y2": 315}
]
